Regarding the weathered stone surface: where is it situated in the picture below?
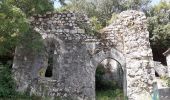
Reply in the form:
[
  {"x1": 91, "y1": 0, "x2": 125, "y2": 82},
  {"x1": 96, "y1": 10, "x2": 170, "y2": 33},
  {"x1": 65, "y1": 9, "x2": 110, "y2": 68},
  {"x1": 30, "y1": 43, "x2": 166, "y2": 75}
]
[
  {"x1": 13, "y1": 10, "x2": 155, "y2": 100},
  {"x1": 102, "y1": 10, "x2": 155, "y2": 100},
  {"x1": 154, "y1": 61, "x2": 168, "y2": 77},
  {"x1": 167, "y1": 55, "x2": 170, "y2": 76},
  {"x1": 159, "y1": 88, "x2": 170, "y2": 100},
  {"x1": 163, "y1": 48, "x2": 170, "y2": 77}
]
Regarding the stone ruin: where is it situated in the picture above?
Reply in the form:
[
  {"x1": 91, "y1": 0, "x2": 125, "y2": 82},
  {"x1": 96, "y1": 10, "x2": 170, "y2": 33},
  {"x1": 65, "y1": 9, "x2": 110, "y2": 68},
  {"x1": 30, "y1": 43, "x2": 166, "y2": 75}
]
[
  {"x1": 12, "y1": 10, "x2": 156, "y2": 100},
  {"x1": 163, "y1": 48, "x2": 170, "y2": 77}
]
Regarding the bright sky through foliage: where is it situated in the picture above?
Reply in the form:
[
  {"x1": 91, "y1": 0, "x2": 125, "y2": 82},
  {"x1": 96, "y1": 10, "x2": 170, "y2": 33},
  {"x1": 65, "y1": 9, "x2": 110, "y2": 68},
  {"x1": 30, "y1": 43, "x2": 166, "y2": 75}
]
[
  {"x1": 151, "y1": 0, "x2": 160, "y2": 5},
  {"x1": 54, "y1": 0, "x2": 161, "y2": 8}
]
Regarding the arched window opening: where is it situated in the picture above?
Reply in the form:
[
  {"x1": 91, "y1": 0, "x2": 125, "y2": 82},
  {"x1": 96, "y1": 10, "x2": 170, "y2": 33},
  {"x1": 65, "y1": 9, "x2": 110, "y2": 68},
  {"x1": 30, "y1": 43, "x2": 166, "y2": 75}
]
[
  {"x1": 45, "y1": 43, "x2": 55, "y2": 77},
  {"x1": 95, "y1": 59, "x2": 124, "y2": 100}
]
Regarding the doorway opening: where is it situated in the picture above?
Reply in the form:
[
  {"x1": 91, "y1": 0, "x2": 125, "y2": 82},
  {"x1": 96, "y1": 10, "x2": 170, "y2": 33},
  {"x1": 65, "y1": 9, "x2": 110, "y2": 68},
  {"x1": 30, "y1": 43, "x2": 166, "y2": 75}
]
[{"x1": 95, "y1": 58, "x2": 124, "y2": 100}]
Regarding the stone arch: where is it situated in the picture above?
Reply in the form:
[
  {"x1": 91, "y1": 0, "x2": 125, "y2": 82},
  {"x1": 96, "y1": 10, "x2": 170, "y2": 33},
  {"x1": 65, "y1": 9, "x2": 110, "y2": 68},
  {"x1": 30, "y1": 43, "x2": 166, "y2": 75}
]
[
  {"x1": 91, "y1": 48, "x2": 127, "y2": 98},
  {"x1": 91, "y1": 48, "x2": 125, "y2": 70}
]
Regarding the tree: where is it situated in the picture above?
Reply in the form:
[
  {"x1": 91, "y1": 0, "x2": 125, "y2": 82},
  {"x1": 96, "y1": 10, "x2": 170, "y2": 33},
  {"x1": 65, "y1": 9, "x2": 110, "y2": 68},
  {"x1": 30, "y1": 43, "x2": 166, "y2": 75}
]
[
  {"x1": 145, "y1": 1, "x2": 170, "y2": 64},
  {"x1": 62, "y1": 0, "x2": 121, "y2": 26},
  {"x1": 0, "y1": 0, "x2": 54, "y2": 55},
  {"x1": 59, "y1": 0, "x2": 151, "y2": 27},
  {"x1": 0, "y1": 0, "x2": 28, "y2": 54},
  {"x1": 147, "y1": 1, "x2": 170, "y2": 48},
  {"x1": 120, "y1": 0, "x2": 151, "y2": 10},
  {"x1": 7, "y1": 0, "x2": 54, "y2": 16}
]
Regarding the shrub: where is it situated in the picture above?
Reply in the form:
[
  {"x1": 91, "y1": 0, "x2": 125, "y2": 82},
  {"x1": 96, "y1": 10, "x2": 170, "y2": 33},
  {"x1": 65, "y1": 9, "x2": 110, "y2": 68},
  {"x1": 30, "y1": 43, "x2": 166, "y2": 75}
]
[
  {"x1": 107, "y1": 13, "x2": 118, "y2": 25},
  {"x1": 0, "y1": 64, "x2": 56, "y2": 99},
  {"x1": 90, "y1": 16, "x2": 103, "y2": 32},
  {"x1": 0, "y1": 64, "x2": 16, "y2": 98}
]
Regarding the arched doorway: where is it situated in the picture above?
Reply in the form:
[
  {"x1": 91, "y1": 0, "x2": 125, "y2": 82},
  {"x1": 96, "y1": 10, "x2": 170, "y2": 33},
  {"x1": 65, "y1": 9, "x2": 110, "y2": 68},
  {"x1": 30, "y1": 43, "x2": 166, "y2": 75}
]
[
  {"x1": 95, "y1": 58, "x2": 124, "y2": 100},
  {"x1": 91, "y1": 48, "x2": 126, "y2": 100}
]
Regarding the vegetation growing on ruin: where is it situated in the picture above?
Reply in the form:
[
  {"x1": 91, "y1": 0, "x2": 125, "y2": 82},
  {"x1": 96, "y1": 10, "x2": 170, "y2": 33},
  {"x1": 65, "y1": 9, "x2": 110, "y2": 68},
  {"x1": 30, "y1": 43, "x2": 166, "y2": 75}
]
[
  {"x1": 1, "y1": 0, "x2": 170, "y2": 55},
  {"x1": 96, "y1": 89, "x2": 124, "y2": 100},
  {"x1": 95, "y1": 64, "x2": 124, "y2": 100},
  {"x1": 0, "y1": 0, "x2": 170, "y2": 99},
  {"x1": 0, "y1": 64, "x2": 16, "y2": 97}
]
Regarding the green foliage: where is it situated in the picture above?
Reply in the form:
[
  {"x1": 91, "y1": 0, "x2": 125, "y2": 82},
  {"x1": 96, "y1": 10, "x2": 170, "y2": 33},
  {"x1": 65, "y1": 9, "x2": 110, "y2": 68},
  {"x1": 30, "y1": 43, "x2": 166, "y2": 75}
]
[
  {"x1": 0, "y1": 64, "x2": 50, "y2": 99},
  {"x1": 6, "y1": 0, "x2": 54, "y2": 16},
  {"x1": 0, "y1": 64, "x2": 53, "y2": 99},
  {"x1": 0, "y1": 0, "x2": 54, "y2": 55},
  {"x1": 75, "y1": 17, "x2": 99, "y2": 35},
  {"x1": 90, "y1": 16, "x2": 102, "y2": 31},
  {"x1": 0, "y1": 92, "x2": 51, "y2": 100},
  {"x1": 95, "y1": 65, "x2": 120, "y2": 91},
  {"x1": 55, "y1": 6, "x2": 69, "y2": 12},
  {"x1": 153, "y1": 1, "x2": 170, "y2": 13},
  {"x1": 121, "y1": 0, "x2": 151, "y2": 10},
  {"x1": 166, "y1": 77, "x2": 170, "y2": 87},
  {"x1": 95, "y1": 65, "x2": 105, "y2": 87},
  {"x1": 63, "y1": 0, "x2": 118, "y2": 27},
  {"x1": 147, "y1": 1, "x2": 170, "y2": 48},
  {"x1": 18, "y1": 29, "x2": 44, "y2": 53},
  {"x1": 0, "y1": 64, "x2": 16, "y2": 97},
  {"x1": 0, "y1": 1, "x2": 29, "y2": 54},
  {"x1": 96, "y1": 89, "x2": 124, "y2": 100},
  {"x1": 107, "y1": 13, "x2": 118, "y2": 24},
  {"x1": 61, "y1": 0, "x2": 151, "y2": 28}
]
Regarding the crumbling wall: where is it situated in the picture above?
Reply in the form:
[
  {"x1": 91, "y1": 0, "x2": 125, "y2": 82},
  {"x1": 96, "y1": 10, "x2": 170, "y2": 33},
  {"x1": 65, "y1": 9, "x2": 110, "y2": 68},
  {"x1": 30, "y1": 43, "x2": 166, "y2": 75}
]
[
  {"x1": 13, "y1": 10, "x2": 155, "y2": 100},
  {"x1": 154, "y1": 61, "x2": 168, "y2": 77},
  {"x1": 13, "y1": 12, "x2": 97, "y2": 99},
  {"x1": 102, "y1": 10, "x2": 155, "y2": 100}
]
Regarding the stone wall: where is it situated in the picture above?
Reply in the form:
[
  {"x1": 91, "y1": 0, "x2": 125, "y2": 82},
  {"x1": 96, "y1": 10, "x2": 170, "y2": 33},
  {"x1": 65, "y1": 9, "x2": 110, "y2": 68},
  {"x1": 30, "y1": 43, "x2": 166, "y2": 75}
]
[
  {"x1": 101, "y1": 10, "x2": 155, "y2": 100},
  {"x1": 163, "y1": 49, "x2": 170, "y2": 77},
  {"x1": 13, "y1": 10, "x2": 155, "y2": 100},
  {"x1": 154, "y1": 61, "x2": 168, "y2": 77},
  {"x1": 166, "y1": 54, "x2": 170, "y2": 77},
  {"x1": 165, "y1": 50, "x2": 170, "y2": 77},
  {"x1": 167, "y1": 54, "x2": 170, "y2": 68},
  {"x1": 30, "y1": 12, "x2": 90, "y2": 40},
  {"x1": 13, "y1": 12, "x2": 95, "y2": 99}
]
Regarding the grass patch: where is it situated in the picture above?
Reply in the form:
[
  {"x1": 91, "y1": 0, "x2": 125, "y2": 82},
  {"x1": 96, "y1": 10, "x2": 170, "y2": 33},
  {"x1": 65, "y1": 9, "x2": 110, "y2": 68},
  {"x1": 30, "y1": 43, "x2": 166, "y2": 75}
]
[
  {"x1": 0, "y1": 93, "x2": 53, "y2": 100},
  {"x1": 96, "y1": 89, "x2": 124, "y2": 100}
]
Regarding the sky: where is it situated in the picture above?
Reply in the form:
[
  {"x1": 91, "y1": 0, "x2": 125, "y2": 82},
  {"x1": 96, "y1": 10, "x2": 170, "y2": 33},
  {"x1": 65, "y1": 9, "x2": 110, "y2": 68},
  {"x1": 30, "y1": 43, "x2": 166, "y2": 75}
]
[
  {"x1": 54, "y1": 0, "x2": 161, "y2": 8},
  {"x1": 151, "y1": 0, "x2": 160, "y2": 5},
  {"x1": 54, "y1": 0, "x2": 61, "y2": 8}
]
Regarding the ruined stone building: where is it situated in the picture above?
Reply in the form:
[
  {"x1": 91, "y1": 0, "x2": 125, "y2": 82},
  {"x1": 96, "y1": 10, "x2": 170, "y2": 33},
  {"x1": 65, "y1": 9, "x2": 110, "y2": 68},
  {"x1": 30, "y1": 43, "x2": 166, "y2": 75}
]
[{"x1": 12, "y1": 10, "x2": 156, "y2": 100}]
